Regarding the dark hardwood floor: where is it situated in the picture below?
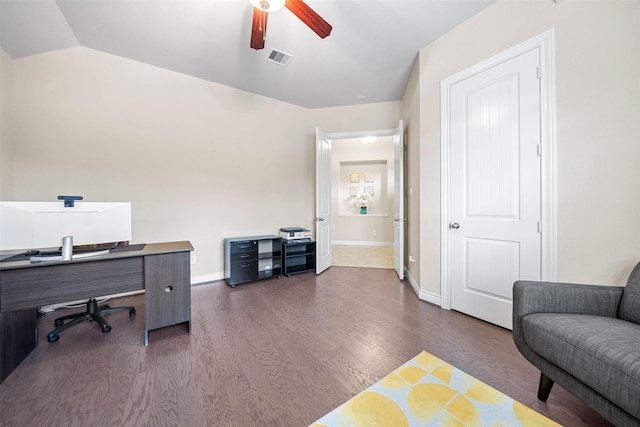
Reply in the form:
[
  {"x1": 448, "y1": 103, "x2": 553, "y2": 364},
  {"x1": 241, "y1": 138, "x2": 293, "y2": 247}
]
[{"x1": 0, "y1": 267, "x2": 613, "y2": 426}]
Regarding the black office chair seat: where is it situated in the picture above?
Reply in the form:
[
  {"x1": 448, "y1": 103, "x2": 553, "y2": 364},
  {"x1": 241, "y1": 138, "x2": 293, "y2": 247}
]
[{"x1": 47, "y1": 298, "x2": 136, "y2": 342}]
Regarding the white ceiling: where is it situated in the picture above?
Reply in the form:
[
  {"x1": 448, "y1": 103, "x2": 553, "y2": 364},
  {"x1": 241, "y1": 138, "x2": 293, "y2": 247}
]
[{"x1": 0, "y1": 0, "x2": 495, "y2": 108}]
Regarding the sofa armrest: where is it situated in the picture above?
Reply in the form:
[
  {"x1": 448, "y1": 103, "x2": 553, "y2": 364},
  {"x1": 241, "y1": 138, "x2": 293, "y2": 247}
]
[{"x1": 512, "y1": 281, "x2": 624, "y2": 356}]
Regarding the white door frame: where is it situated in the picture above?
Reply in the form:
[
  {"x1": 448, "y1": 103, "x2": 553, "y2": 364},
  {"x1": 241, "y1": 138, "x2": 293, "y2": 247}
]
[
  {"x1": 393, "y1": 120, "x2": 405, "y2": 280},
  {"x1": 320, "y1": 126, "x2": 403, "y2": 274},
  {"x1": 315, "y1": 128, "x2": 333, "y2": 274},
  {"x1": 440, "y1": 29, "x2": 558, "y2": 310}
]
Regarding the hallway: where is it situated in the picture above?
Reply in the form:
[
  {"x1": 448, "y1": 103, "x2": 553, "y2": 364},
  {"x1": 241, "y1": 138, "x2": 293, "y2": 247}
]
[{"x1": 331, "y1": 244, "x2": 394, "y2": 269}]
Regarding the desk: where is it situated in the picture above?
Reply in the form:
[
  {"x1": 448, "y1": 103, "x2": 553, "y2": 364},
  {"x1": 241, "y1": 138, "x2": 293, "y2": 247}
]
[{"x1": 0, "y1": 241, "x2": 193, "y2": 383}]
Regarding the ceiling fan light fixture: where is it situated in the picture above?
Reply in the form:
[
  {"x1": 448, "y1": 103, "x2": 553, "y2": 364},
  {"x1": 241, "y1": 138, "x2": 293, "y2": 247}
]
[
  {"x1": 249, "y1": 0, "x2": 285, "y2": 12},
  {"x1": 249, "y1": 0, "x2": 332, "y2": 50}
]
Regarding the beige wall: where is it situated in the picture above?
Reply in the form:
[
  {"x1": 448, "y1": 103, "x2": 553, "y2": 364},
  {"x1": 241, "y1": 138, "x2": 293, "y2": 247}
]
[
  {"x1": 6, "y1": 0, "x2": 635, "y2": 291},
  {"x1": 2, "y1": 46, "x2": 401, "y2": 281},
  {"x1": 0, "y1": 49, "x2": 14, "y2": 199},
  {"x1": 418, "y1": 0, "x2": 640, "y2": 295},
  {"x1": 402, "y1": 58, "x2": 421, "y2": 285}
]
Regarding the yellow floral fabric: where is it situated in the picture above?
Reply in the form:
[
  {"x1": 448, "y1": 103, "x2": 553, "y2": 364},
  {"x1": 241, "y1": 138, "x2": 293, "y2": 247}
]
[{"x1": 310, "y1": 351, "x2": 561, "y2": 427}]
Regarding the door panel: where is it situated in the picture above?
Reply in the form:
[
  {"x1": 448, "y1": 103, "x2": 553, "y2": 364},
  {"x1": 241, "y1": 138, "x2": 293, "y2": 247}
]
[
  {"x1": 465, "y1": 237, "x2": 519, "y2": 299},
  {"x1": 465, "y1": 77, "x2": 520, "y2": 219},
  {"x1": 315, "y1": 128, "x2": 331, "y2": 274},
  {"x1": 450, "y1": 48, "x2": 541, "y2": 329}
]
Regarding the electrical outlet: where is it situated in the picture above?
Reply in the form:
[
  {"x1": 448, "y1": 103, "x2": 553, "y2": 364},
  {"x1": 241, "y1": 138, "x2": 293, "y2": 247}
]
[
  {"x1": 190, "y1": 253, "x2": 197, "y2": 264},
  {"x1": 372, "y1": 230, "x2": 377, "y2": 237},
  {"x1": 409, "y1": 255, "x2": 415, "y2": 263}
]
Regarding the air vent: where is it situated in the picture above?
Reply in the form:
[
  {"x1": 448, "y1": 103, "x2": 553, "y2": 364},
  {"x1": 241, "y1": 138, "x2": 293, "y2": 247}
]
[{"x1": 265, "y1": 48, "x2": 293, "y2": 67}]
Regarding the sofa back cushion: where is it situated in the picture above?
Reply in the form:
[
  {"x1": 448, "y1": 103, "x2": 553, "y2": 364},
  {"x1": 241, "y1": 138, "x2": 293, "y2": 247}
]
[{"x1": 618, "y1": 261, "x2": 640, "y2": 324}]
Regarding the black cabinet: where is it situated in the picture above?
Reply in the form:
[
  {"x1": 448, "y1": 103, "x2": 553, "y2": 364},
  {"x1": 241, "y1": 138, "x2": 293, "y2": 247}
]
[
  {"x1": 224, "y1": 235, "x2": 282, "y2": 287},
  {"x1": 282, "y1": 241, "x2": 316, "y2": 277}
]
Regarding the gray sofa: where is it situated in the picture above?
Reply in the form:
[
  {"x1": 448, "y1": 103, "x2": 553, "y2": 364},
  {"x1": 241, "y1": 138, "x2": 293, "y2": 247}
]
[{"x1": 513, "y1": 263, "x2": 640, "y2": 427}]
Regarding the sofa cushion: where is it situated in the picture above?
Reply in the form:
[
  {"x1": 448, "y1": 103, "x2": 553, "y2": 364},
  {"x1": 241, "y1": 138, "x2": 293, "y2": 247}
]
[
  {"x1": 522, "y1": 313, "x2": 640, "y2": 419},
  {"x1": 619, "y1": 261, "x2": 640, "y2": 324}
]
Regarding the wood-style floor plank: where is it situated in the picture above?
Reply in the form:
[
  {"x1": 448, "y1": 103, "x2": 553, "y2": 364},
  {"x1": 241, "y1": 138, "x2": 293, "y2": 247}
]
[{"x1": 0, "y1": 267, "x2": 612, "y2": 426}]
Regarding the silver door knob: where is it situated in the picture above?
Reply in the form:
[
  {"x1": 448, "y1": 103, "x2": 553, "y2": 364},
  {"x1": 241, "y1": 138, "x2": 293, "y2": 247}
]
[{"x1": 450, "y1": 222, "x2": 460, "y2": 229}]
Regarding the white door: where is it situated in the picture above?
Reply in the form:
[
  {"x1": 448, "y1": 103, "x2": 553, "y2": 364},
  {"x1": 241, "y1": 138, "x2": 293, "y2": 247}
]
[
  {"x1": 315, "y1": 128, "x2": 332, "y2": 274},
  {"x1": 449, "y1": 49, "x2": 542, "y2": 329},
  {"x1": 394, "y1": 120, "x2": 405, "y2": 280}
]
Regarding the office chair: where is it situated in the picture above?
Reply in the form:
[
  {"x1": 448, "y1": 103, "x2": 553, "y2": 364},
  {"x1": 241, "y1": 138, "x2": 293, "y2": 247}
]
[{"x1": 47, "y1": 298, "x2": 136, "y2": 342}]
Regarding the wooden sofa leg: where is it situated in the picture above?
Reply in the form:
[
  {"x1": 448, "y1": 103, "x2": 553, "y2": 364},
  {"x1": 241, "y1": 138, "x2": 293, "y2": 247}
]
[{"x1": 537, "y1": 373, "x2": 554, "y2": 401}]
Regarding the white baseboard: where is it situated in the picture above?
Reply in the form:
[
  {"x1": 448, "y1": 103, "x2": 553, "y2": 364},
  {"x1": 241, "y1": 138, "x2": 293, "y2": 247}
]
[
  {"x1": 419, "y1": 289, "x2": 442, "y2": 306},
  {"x1": 331, "y1": 240, "x2": 394, "y2": 247},
  {"x1": 404, "y1": 267, "x2": 420, "y2": 296},
  {"x1": 404, "y1": 268, "x2": 441, "y2": 307},
  {"x1": 41, "y1": 269, "x2": 440, "y2": 314},
  {"x1": 192, "y1": 272, "x2": 224, "y2": 285}
]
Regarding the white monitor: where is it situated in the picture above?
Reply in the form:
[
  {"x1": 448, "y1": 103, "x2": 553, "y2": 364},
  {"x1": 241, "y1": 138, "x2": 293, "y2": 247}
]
[{"x1": 0, "y1": 201, "x2": 132, "y2": 251}]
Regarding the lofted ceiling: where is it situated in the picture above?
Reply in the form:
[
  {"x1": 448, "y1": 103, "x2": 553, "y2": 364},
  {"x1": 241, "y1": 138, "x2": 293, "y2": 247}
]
[{"x1": 0, "y1": 0, "x2": 495, "y2": 108}]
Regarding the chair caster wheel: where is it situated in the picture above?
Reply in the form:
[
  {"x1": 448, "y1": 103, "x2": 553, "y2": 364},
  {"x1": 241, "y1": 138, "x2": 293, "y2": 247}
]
[
  {"x1": 55, "y1": 319, "x2": 64, "y2": 327},
  {"x1": 102, "y1": 325, "x2": 111, "y2": 333},
  {"x1": 48, "y1": 334, "x2": 59, "y2": 343},
  {"x1": 129, "y1": 309, "x2": 136, "y2": 320}
]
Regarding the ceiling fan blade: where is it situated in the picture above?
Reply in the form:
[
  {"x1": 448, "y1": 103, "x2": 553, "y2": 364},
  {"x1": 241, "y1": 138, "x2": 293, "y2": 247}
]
[
  {"x1": 285, "y1": 0, "x2": 332, "y2": 39},
  {"x1": 250, "y1": 7, "x2": 268, "y2": 50}
]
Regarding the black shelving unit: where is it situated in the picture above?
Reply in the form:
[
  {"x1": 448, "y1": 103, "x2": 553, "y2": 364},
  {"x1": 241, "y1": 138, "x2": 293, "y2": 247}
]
[
  {"x1": 282, "y1": 240, "x2": 316, "y2": 277},
  {"x1": 224, "y1": 235, "x2": 282, "y2": 287}
]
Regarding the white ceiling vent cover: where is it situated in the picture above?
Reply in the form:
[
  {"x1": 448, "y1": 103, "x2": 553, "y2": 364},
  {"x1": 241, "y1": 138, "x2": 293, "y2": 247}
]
[{"x1": 266, "y1": 48, "x2": 293, "y2": 67}]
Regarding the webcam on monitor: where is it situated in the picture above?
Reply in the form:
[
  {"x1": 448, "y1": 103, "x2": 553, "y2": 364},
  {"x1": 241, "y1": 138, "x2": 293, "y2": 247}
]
[{"x1": 57, "y1": 195, "x2": 83, "y2": 208}]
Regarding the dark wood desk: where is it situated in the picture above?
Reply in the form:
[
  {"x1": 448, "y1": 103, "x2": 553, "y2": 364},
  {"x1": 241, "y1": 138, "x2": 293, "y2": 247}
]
[{"x1": 0, "y1": 241, "x2": 193, "y2": 383}]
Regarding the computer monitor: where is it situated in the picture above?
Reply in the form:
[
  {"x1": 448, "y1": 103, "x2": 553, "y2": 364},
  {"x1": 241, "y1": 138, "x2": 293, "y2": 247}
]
[{"x1": 0, "y1": 201, "x2": 132, "y2": 251}]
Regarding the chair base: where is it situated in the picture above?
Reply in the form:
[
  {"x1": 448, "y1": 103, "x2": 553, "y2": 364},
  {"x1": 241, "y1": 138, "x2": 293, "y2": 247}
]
[{"x1": 47, "y1": 298, "x2": 135, "y2": 342}]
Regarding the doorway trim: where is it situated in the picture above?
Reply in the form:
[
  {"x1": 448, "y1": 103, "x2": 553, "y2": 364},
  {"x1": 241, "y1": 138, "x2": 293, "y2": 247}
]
[
  {"x1": 440, "y1": 29, "x2": 558, "y2": 310},
  {"x1": 320, "y1": 126, "x2": 402, "y2": 274},
  {"x1": 326, "y1": 128, "x2": 398, "y2": 140}
]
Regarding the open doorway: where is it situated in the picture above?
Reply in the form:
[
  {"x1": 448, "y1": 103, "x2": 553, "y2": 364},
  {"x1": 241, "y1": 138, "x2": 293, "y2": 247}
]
[
  {"x1": 330, "y1": 136, "x2": 395, "y2": 269},
  {"x1": 315, "y1": 121, "x2": 404, "y2": 277}
]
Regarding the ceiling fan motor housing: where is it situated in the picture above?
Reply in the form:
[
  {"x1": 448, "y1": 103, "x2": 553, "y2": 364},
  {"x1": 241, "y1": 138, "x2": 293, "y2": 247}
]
[{"x1": 252, "y1": 0, "x2": 285, "y2": 12}]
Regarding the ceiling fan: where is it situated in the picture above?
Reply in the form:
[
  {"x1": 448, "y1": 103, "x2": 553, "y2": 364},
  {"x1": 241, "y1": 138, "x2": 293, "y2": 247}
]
[{"x1": 248, "y1": 0, "x2": 332, "y2": 50}]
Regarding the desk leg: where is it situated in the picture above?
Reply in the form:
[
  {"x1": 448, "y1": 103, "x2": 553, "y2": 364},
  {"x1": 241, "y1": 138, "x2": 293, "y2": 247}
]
[
  {"x1": 1, "y1": 308, "x2": 38, "y2": 383},
  {"x1": 144, "y1": 330, "x2": 149, "y2": 347}
]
